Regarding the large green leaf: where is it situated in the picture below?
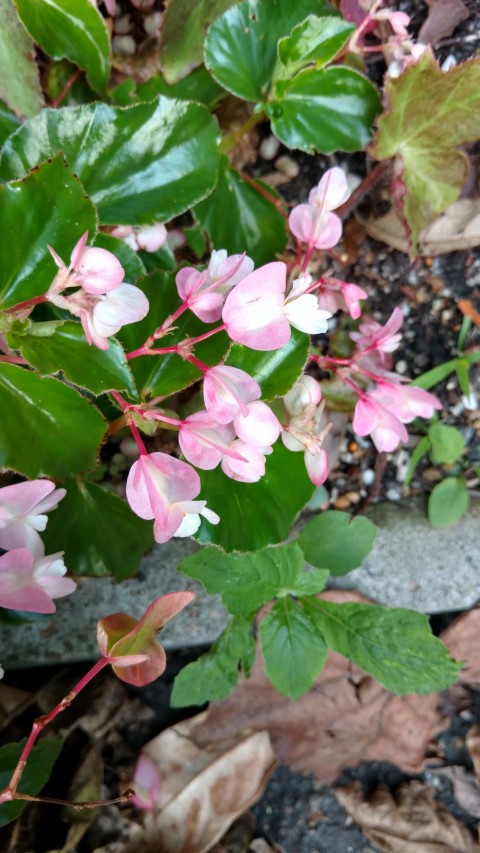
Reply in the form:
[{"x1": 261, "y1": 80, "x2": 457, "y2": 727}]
[
  {"x1": 268, "y1": 67, "x2": 381, "y2": 153},
  {"x1": 15, "y1": 0, "x2": 110, "y2": 93},
  {"x1": 304, "y1": 598, "x2": 460, "y2": 694},
  {"x1": 160, "y1": 0, "x2": 238, "y2": 84},
  {"x1": 42, "y1": 478, "x2": 153, "y2": 579},
  {"x1": 298, "y1": 510, "x2": 377, "y2": 576},
  {"x1": 225, "y1": 328, "x2": 309, "y2": 400},
  {"x1": 0, "y1": 156, "x2": 97, "y2": 309},
  {"x1": 171, "y1": 617, "x2": 255, "y2": 706},
  {"x1": 204, "y1": 0, "x2": 333, "y2": 102},
  {"x1": 274, "y1": 15, "x2": 355, "y2": 81},
  {"x1": 428, "y1": 477, "x2": 470, "y2": 528},
  {"x1": 111, "y1": 67, "x2": 225, "y2": 110},
  {"x1": 195, "y1": 443, "x2": 315, "y2": 550},
  {"x1": 0, "y1": 98, "x2": 220, "y2": 225},
  {"x1": 260, "y1": 597, "x2": 328, "y2": 699},
  {"x1": 7, "y1": 321, "x2": 136, "y2": 396},
  {"x1": 371, "y1": 50, "x2": 480, "y2": 247},
  {"x1": 179, "y1": 541, "x2": 306, "y2": 617},
  {"x1": 427, "y1": 422, "x2": 464, "y2": 465},
  {"x1": 0, "y1": 0, "x2": 44, "y2": 118},
  {"x1": 0, "y1": 102, "x2": 21, "y2": 146},
  {"x1": 0, "y1": 363, "x2": 106, "y2": 477},
  {"x1": 119, "y1": 271, "x2": 229, "y2": 398},
  {"x1": 193, "y1": 155, "x2": 287, "y2": 266},
  {"x1": 0, "y1": 737, "x2": 63, "y2": 826}
]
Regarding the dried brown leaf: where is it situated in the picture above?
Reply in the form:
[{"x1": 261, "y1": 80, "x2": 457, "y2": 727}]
[
  {"x1": 433, "y1": 766, "x2": 480, "y2": 819},
  {"x1": 360, "y1": 198, "x2": 480, "y2": 255},
  {"x1": 121, "y1": 714, "x2": 276, "y2": 853},
  {"x1": 419, "y1": 0, "x2": 470, "y2": 47},
  {"x1": 335, "y1": 780, "x2": 479, "y2": 852},
  {"x1": 188, "y1": 591, "x2": 447, "y2": 783},
  {"x1": 467, "y1": 725, "x2": 480, "y2": 779},
  {"x1": 440, "y1": 610, "x2": 480, "y2": 685}
]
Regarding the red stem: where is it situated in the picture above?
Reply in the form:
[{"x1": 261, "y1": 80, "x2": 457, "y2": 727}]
[
  {"x1": 50, "y1": 68, "x2": 82, "y2": 109},
  {"x1": 110, "y1": 391, "x2": 148, "y2": 455},
  {"x1": 5, "y1": 295, "x2": 48, "y2": 314}
]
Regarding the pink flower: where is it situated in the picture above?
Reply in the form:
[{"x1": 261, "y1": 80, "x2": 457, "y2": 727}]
[
  {"x1": 317, "y1": 280, "x2": 367, "y2": 320},
  {"x1": 282, "y1": 376, "x2": 331, "y2": 485},
  {"x1": 126, "y1": 453, "x2": 218, "y2": 543},
  {"x1": 288, "y1": 167, "x2": 350, "y2": 250},
  {"x1": 0, "y1": 548, "x2": 76, "y2": 614},
  {"x1": 283, "y1": 274, "x2": 332, "y2": 335},
  {"x1": 0, "y1": 479, "x2": 66, "y2": 554},
  {"x1": 304, "y1": 447, "x2": 330, "y2": 486},
  {"x1": 222, "y1": 262, "x2": 290, "y2": 351},
  {"x1": 284, "y1": 374, "x2": 322, "y2": 416},
  {"x1": 173, "y1": 503, "x2": 220, "y2": 538},
  {"x1": 176, "y1": 250, "x2": 254, "y2": 324},
  {"x1": 233, "y1": 401, "x2": 281, "y2": 447},
  {"x1": 203, "y1": 365, "x2": 261, "y2": 424},
  {"x1": 53, "y1": 283, "x2": 149, "y2": 351},
  {"x1": 112, "y1": 224, "x2": 168, "y2": 254},
  {"x1": 221, "y1": 441, "x2": 271, "y2": 483},
  {"x1": 178, "y1": 412, "x2": 236, "y2": 469},
  {"x1": 351, "y1": 307, "x2": 403, "y2": 360},
  {"x1": 132, "y1": 752, "x2": 161, "y2": 811},
  {"x1": 352, "y1": 394, "x2": 408, "y2": 452},
  {"x1": 371, "y1": 381, "x2": 442, "y2": 424},
  {"x1": 49, "y1": 232, "x2": 125, "y2": 296}
]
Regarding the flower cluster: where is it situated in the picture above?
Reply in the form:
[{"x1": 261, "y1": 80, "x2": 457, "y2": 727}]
[
  {"x1": 47, "y1": 232, "x2": 149, "y2": 349},
  {"x1": 0, "y1": 480, "x2": 76, "y2": 615}
]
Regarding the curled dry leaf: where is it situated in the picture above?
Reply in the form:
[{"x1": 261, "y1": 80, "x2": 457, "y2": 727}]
[
  {"x1": 418, "y1": 0, "x2": 470, "y2": 47},
  {"x1": 188, "y1": 591, "x2": 447, "y2": 783},
  {"x1": 359, "y1": 198, "x2": 480, "y2": 256},
  {"x1": 440, "y1": 609, "x2": 480, "y2": 685},
  {"x1": 432, "y1": 766, "x2": 480, "y2": 819},
  {"x1": 335, "y1": 780, "x2": 479, "y2": 852},
  {"x1": 466, "y1": 725, "x2": 480, "y2": 780},
  {"x1": 120, "y1": 713, "x2": 276, "y2": 853}
]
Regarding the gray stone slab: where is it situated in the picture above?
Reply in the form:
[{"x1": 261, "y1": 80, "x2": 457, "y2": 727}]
[{"x1": 0, "y1": 498, "x2": 478, "y2": 668}]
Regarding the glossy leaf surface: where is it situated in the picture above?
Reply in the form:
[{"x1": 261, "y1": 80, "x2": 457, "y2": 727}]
[
  {"x1": 160, "y1": 0, "x2": 237, "y2": 83},
  {"x1": 0, "y1": 102, "x2": 20, "y2": 146},
  {"x1": 194, "y1": 155, "x2": 287, "y2": 266},
  {"x1": 275, "y1": 15, "x2": 354, "y2": 80},
  {"x1": 225, "y1": 328, "x2": 309, "y2": 400},
  {"x1": 111, "y1": 67, "x2": 224, "y2": 110},
  {"x1": 0, "y1": 363, "x2": 106, "y2": 477},
  {"x1": 0, "y1": 0, "x2": 44, "y2": 118},
  {"x1": 0, "y1": 156, "x2": 97, "y2": 309},
  {"x1": 16, "y1": 0, "x2": 110, "y2": 92},
  {"x1": 0, "y1": 99, "x2": 220, "y2": 225},
  {"x1": 195, "y1": 444, "x2": 315, "y2": 550}
]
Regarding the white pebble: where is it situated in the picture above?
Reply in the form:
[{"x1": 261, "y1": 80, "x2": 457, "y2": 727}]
[
  {"x1": 386, "y1": 487, "x2": 401, "y2": 501},
  {"x1": 362, "y1": 468, "x2": 376, "y2": 486},
  {"x1": 259, "y1": 135, "x2": 281, "y2": 160},
  {"x1": 112, "y1": 35, "x2": 136, "y2": 55},
  {"x1": 395, "y1": 359, "x2": 408, "y2": 374}
]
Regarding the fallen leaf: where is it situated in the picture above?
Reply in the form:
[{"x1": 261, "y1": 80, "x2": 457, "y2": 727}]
[
  {"x1": 371, "y1": 50, "x2": 480, "y2": 249},
  {"x1": 467, "y1": 725, "x2": 480, "y2": 779},
  {"x1": 419, "y1": 0, "x2": 470, "y2": 47},
  {"x1": 433, "y1": 766, "x2": 480, "y2": 819},
  {"x1": 360, "y1": 197, "x2": 480, "y2": 255},
  {"x1": 458, "y1": 299, "x2": 480, "y2": 327},
  {"x1": 336, "y1": 780, "x2": 479, "y2": 852},
  {"x1": 440, "y1": 610, "x2": 480, "y2": 684},
  {"x1": 120, "y1": 714, "x2": 276, "y2": 853},
  {"x1": 187, "y1": 592, "x2": 447, "y2": 783}
]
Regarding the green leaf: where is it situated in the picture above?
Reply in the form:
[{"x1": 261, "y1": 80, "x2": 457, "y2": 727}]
[
  {"x1": 455, "y1": 357, "x2": 471, "y2": 397},
  {"x1": 0, "y1": 0, "x2": 44, "y2": 118},
  {"x1": 42, "y1": 478, "x2": 153, "y2": 579},
  {"x1": 260, "y1": 597, "x2": 328, "y2": 698},
  {"x1": 0, "y1": 101, "x2": 21, "y2": 146},
  {"x1": 0, "y1": 363, "x2": 106, "y2": 478},
  {"x1": 225, "y1": 328, "x2": 309, "y2": 400},
  {"x1": 404, "y1": 435, "x2": 431, "y2": 487},
  {"x1": 268, "y1": 66, "x2": 381, "y2": 153},
  {"x1": 275, "y1": 15, "x2": 354, "y2": 81},
  {"x1": 179, "y1": 541, "x2": 305, "y2": 616},
  {"x1": 110, "y1": 67, "x2": 224, "y2": 110},
  {"x1": 118, "y1": 271, "x2": 229, "y2": 398},
  {"x1": 287, "y1": 568, "x2": 329, "y2": 595},
  {"x1": 193, "y1": 155, "x2": 287, "y2": 266},
  {"x1": 0, "y1": 156, "x2": 97, "y2": 309},
  {"x1": 94, "y1": 233, "x2": 146, "y2": 283},
  {"x1": 0, "y1": 98, "x2": 220, "y2": 225},
  {"x1": 371, "y1": 49, "x2": 480, "y2": 248},
  {"x1": 195, "y1": 443, "x2": 315, "y2": 550},
  {"x1": 428, "y1": 476, "x2": 470, "y2": 528},
  {"x1": 304, "y1": 598, "x2": 460, "y2": 694},
  {"x1": 0, "y1": 737, "x2": 63, "y2": 826},
  {"x1": 428, "y1": 422, "x2": 464, "y2": 465},
  {"x1": 160, "y1": 0, "x2": 238, "y2": 84},
  {"x1": 15, "y1": 0, "x2": 110, "y2": 93},
  {"x1": 171, "y1": 617, "x2": 255, "y2": 706},
  {"x1": 298, "y1": 510, "x2": 376, "y2": 576},
  {"x1": 7, "y1": 321, "x2": 137, "y2": 396},
  {"x1": 412, "y1": 359, "x2": 457, "y2": 390},
  {"x1": 204, "y1": 0, "x2": 334, "y2": 102}
]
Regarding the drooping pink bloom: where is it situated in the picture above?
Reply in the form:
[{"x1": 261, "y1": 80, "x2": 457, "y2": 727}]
[
  {"x1": 132, "y1": 752, "x2": 161, "y2": 811},
  {"x1": 317, "y1": 278, "x2": 367, "y2": 320},
  {"x1": 222, "y1": 262, "x2": 290, "y2": 351},
  {"x1": 305, "y1": 447, "x2": 330, "y2": 486},
  {"x1": 203, "y1": 365, "x2": 261, "y2": 424},
  {"x1": 282, "y1": 375, "x2": 331, "y2": 485},
  {"x1": 178, "y1": 412, "x2": 236, "y2": 469},
  {"x1": 173, "y1": 503, "x2": 220, "y2": 538},
  {"x1": 0, "y1": 480, "x2": 66, "y2": 554},
  {"x1": 0, "y1": 548, "x2": 76, "y2": 613},
  {"x1": 371, "y1": 381, "x2": 442, "y2": 424},
  {"x1": 351, "y1": 307, "x2": 404, "y2": 359},
  {"x1": 176, "y1": 250, "x2": 254, "y2": 323},
  {"x1": 283, "y1": 274, "x2": 332, "y2": 335},
  {"x1": 352, "y1": 394, "x2": 408, "y2": 452},
  {"x1": 48, "y1": 232, "x2": 125, "y2": 296},
  {"x1": 126, "y1": 452, "x2": 218, "y2": 543},
  {"x1": 283, "y1": 374, "x2": 322, "y2": 416},
  {"x1": 52, "y1": 283, "x2": 149, "y2": 351},
  {"x1": 221, "y1": 441, "x2": 271, "y2": 483},
  {"x1": 233, "y1": 401, "x2": 281, "y2": 447},
  {"x1": 288, "y1": 167, "x2": 350, "y2": 250}
]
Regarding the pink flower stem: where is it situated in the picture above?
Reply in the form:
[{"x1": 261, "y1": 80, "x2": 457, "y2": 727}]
[
  {"x1": 0, "y1": 355, "x2": 27, "y2": 365},
  {"x1": 126, "y1": 302, "x2": 191, "y2": 359},
  {"x1": 0, "y1": 657, "x2": 109, "y2": 803},
  {"x1": 238, "y1": 171, "x2": 288, "y2": 219},
  {"x1": 4, "y1": 295, "x2": 48, "y2": 314},
  {"x1": 110, "y1": 391, "x2": 148, "y2": 455},
  {"x1": 186, "y1": 324, "x2": 226, "y2": 346},
  {"x1": 311, "y1": 353, "x2": 352, "y2": 368},
  {"x1": 300, "y1": 242, "x2": 315, "y2": 273},
  {"x1": 184, "y1": 354, "x2": 210, "y2": 373}
]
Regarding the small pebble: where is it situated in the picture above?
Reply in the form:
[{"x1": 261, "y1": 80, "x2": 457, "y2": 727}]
[
  {"x1": 441, "y1": 54, "x2": 457, "y2": 71},
  {"x1": 422, "y1": 467, "x2": 442, "y2": 482},
  {"x1": 144, "y1": 12, "x2": 162, "y2": 37},
  {"x1": 361, "y1": 468, "x2": 375, "y2": 486},
  {"x1": 112, "y1": 35, "x2": 136, "y2": 55},
  {"x1": 274, "y1": 155, "x2": 300, "y2": 178},
  {"x1": 386, "y1": 487, "x2": 401, "y2": 501},
  {"x1": 441, "y1": 309, "x2": 454, "y2": 323},
  {"x1": 394, "y1": 359, "x2": 408, "y2": 374},
  {"x1": 113, "y1": 14, "x2": 132, "y2": 34},
  {"x1": 259, "y1": 135, "x2": 281, "y2": 160},
  {"x1": 345, "y1": 491, "x2": 361, "y2": 504}
]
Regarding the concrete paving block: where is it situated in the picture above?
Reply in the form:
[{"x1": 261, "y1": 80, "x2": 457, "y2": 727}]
[{"x1": 0, "y1": 498, "x2": 478, "y2": 668}]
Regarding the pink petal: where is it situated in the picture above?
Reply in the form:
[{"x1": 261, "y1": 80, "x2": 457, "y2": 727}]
[
  {"x1": 175, "y1": 268, "x2": 207, "y2": 302},
  {"x1": 221, "y1": 442, "x2": 267, "y2": 482},
  {"x1": 234, "y1": 401, "x2": 281, "y2": 447},
  {"x1": 203, "y1": 365, "x2": 260, "y2": 424},
  {"x1": 222, "y1": 262, "x2": 290, "y2": 351},
  {"x1": 136, "y1": 224, "x2": 167, "y2": 253},
  {"x1": 309, "y1": 167, "x2": 351, "y2": 211},
  {"x1": 93, "y1": 284, "x2": 149, "y2": 337},
  {"x1": 76, "y1": 247, "x2": 125, "y2": 294},
  {"x1": 304, "y1": 448, "x2": 329, "y2": 486},
  {"x1": 132, "y1": 752, "x2": 161, "y2": 810}
]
